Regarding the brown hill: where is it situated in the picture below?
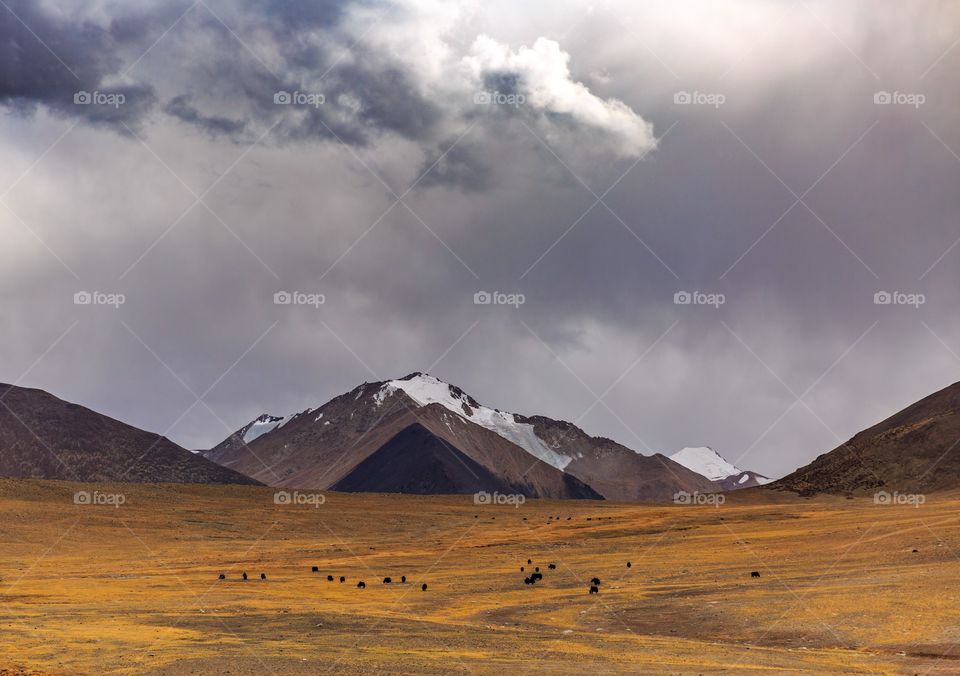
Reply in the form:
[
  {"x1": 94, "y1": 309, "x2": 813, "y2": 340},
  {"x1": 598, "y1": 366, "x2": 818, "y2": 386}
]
[
  {"x1": 774, "y1": 381, "x2": 960, "y2": 495},
  {"x1": 0, "y1": 383, "x2": 260, "y2": 485}
]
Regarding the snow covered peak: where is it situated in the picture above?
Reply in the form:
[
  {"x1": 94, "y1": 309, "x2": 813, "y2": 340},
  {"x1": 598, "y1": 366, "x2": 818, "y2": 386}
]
[
  {"x1": 669, "y1": 446, "x2": 743, "y2": 481},
  {"x1": 375, "y1": 373, "x2": 571, "y2": 470}
]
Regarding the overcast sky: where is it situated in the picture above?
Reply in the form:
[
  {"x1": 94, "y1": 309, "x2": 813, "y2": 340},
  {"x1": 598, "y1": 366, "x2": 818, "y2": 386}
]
[{"x1": 2, "y1": 0, "x2": 959, "y2": 478}]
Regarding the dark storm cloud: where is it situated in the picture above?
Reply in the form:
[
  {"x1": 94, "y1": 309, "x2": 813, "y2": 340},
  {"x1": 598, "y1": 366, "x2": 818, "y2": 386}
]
[
  {"x1": 0, "y1": 0, "x2": 163, "y2": 129},
  {"x1": 2, "y1": 0, "x2": 960, "y2": 482},
  {"x1": 164, "y1": 94, "x2": 246, "y2": 137}
]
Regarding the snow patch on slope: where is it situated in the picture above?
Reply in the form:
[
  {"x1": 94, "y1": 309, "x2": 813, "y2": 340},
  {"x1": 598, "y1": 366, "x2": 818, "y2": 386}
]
[
  {"x1": 376, "y1": 373, "x2": 572, "y2": 470},
  {"x1": 242, "y1": 415, "x2": 285, "y2": 443},
  {"x1": 669, "y1": 447, "x2": 743, "y2": 481}
]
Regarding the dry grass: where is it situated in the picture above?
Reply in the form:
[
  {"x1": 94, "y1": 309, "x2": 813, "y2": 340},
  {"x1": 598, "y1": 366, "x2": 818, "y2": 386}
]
[{"x1": 1, "y1": 479, "x2": 958, "y2": 674}]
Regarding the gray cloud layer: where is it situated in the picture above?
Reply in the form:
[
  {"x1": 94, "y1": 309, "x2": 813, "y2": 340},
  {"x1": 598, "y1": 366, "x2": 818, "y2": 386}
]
[{"x1": 2, "y1": 0, "x2": 959, "y2": 478}]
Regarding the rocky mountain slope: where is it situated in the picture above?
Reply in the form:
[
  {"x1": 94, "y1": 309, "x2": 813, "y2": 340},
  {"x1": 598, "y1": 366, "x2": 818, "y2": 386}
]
[
  {"x1": 0, "y1": 383, "x2": 261, "y2": 485},
  {"x1": 774, "y1": 380, "x2": 960, "y2": 495}
]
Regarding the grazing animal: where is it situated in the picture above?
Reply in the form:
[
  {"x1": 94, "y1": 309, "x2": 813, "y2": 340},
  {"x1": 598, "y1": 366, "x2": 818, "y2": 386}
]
[
  {"x1": 527, "y1": 559, "x2": 532, "y2": 564},
  {"x1": 401, "y1": 575, "x2": 406, "y2": 583},
  {"x1": 589, "y1": 585, "x2": 599, "y2": 594},
  {"x1": 912, "y1": 549, "x2": 919, "y2": 553},
  {"x1": 421, "y1": 583, "x2": 428, "y2": 591},
  {"x1": 626, "y1": 562, "x2": 632, "y2": 568},
  {"x1": 383, "y1": 577, "x2": 392, "y2": 584},
  {"x1": 535, "y1": 567, "x2": 540, "y2": 572},
  {"x1": 339, "y1": 576, "x2": 346, "y2": 583},
  {"x1": 312, "y1": 566, "x2": 319, "y2": 572},
  {"x1": 327, "y1": 575, "x2": 334, "y2": 581},
  {"x1": 532, "y1": 572, "x2": 543, "y2": 581},
  {"x1": 218, "y1": 574, "x2": 225, "y2": 580},
  {"x1": 751, "y1": 571, "x2": 761, "y2": 578},
  {"x1": 357, "y1": 581, "x2": 366, "y2": 588},
  {"x1": 520, "y1": 566, "x2": 525, "y2": 572},
  {"x1": 548, "y1": 564, "x2": 556, "y2": 570},
  {"x1": 242, "y1": 572, "x2": 248, "y2": 581},
  {"x1": 524, "y1": 577, "x2": 534, "y2": 585},
  {"x1": 260, "y1": 573, "x2": 266, "y2": 580},
  {"x1": 591, "y1": 577, "x2": 600, "y2": 586}
]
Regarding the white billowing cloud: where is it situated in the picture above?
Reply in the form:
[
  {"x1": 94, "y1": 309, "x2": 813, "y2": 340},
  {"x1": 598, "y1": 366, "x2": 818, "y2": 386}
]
[{"x1": 463, "y1": 35, "x2": 657, "y2": 158}]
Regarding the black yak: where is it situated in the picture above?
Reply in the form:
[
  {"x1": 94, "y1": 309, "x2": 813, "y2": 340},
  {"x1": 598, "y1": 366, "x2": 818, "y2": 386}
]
[
  {"x1": 383, "y1": 577, "x2": 392, "y2": 584},
  {"x1": 242, "y1": 572, "x2": 248, "y2": 581},
  {"x1": 591, "y1": 577, "x2": 600, "y2": 586},
  {"x1": 548, "y1": 564, "x2": 556, "y2": 570},
  {"x1": 357, "y1": 581, "x2": 366, "y2": 588},
  {"x1": 751, "y1": 571, "x2": 760, "y2": 578},
  {"x1": 339, "y1": 576, "x2": 346, "y2": 583},
  {"x1": 401, "y1": 575, "x2": 406, "y2": 583},
  {"x1": 421, "y1": 583, "x2": 428, "y2": 591},
  {"x1": 260, "y1": 573, "x2": 266, "y2": 580},
  {"x1": 589, "y1": 585, "x2": 599, "y2": 594},
  {"x1": 312, "y1": 566, "x2": 319, "y2": 572},
  {"x1": 327, "y1": 575, "x2": 334, "y2": 581},
  {"x1": 218, "y1": 574, "x2": 225, "y2": 580}
]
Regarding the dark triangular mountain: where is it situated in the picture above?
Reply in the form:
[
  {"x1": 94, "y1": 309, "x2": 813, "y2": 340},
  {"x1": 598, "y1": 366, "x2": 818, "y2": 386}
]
[
  {"x1": 774, "y1": 380, "x2": 960, "y2": 495},
  {"x1": 0, "y1": 383, "x2": 260, "y2": 485},
  {"x1": 332, "y1": 423, "x2": 515, "y2": 495}
]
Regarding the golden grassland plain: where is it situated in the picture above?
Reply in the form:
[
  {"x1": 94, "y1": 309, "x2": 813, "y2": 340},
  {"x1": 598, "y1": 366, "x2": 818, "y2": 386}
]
[{"x1": 1, "y1": 480, "x2": 959, "y2": 674}]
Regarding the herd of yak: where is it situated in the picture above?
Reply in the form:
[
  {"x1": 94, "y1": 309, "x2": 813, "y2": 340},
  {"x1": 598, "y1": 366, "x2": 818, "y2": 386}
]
[{"x1": 216, "y1": 559, "x2": 652, "y2": 594}]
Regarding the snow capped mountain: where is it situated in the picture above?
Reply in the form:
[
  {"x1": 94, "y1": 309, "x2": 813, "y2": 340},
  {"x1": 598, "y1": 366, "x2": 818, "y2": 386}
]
[
  {"x1": 205, "y1": 372, "x2": 745, "y2": 501},
  {"x1": 669, "y1": 447, "x2": 743, "y2": 481},
  {"x1": 375, "y1": 373, "x2": 573, "y2": 470},
  {"x1": 669, "y1": 446, "x2": 773, "y2": 486}
]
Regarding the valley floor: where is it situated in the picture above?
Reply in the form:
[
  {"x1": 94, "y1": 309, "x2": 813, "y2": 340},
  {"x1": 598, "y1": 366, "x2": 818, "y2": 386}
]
[{"x1": 1, "y1": 480, "x2": 959, "y2": 674}]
